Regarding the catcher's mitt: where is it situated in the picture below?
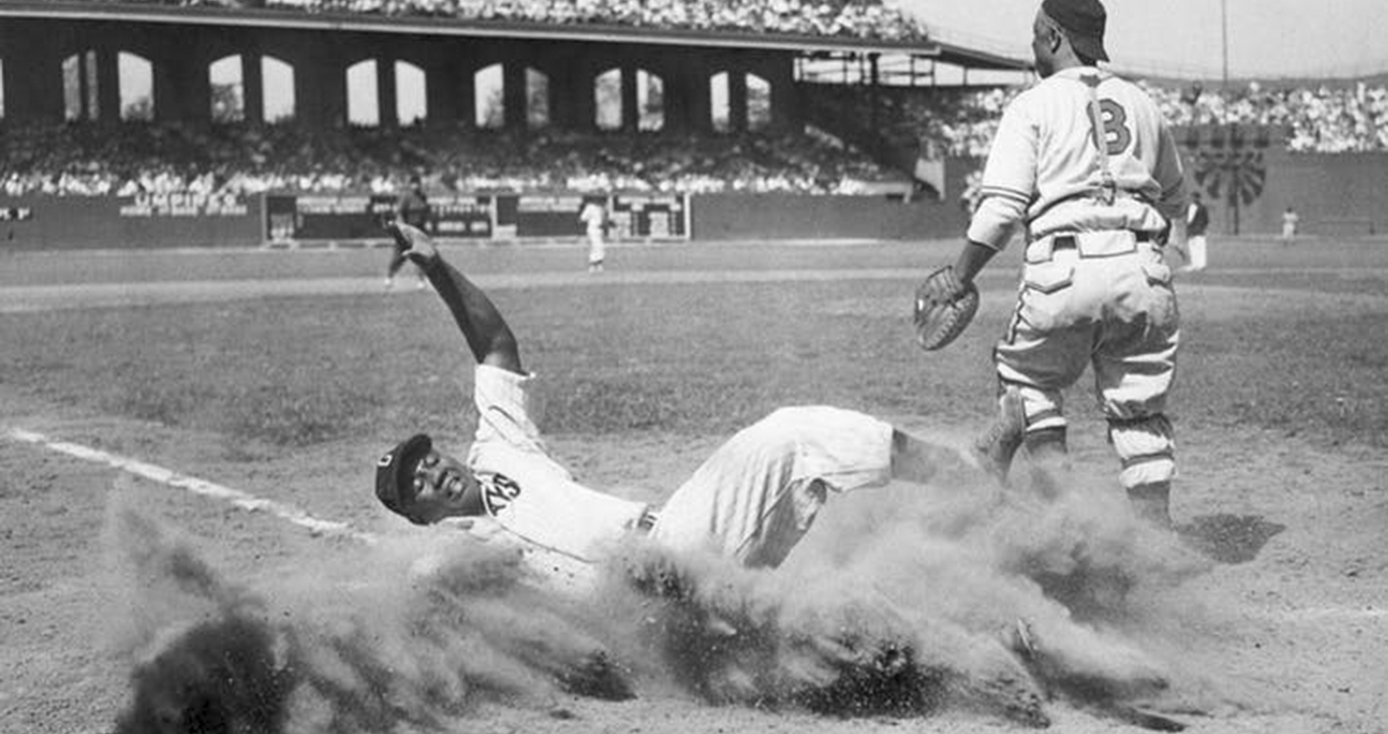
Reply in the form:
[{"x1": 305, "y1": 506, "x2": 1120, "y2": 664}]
[{"x1": 913, "y1": 266, "x2": 979, "y2": 351}]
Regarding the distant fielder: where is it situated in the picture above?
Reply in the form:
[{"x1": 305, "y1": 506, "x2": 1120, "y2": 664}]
[
  {"x1": 914, "y1": 0, "x2": 1188, "y2": 528},
  {"x1": 579, "y1": 197, "x2": 608, "y2": 272},
  {"x1": 385, "y1": 175, "x2": 430, "y2": 290},
  {"x1": 1179, "y1": 191, "x2": 1209, "y2": 272},
  {"x1": 1281, "y1": 205, "x2": 1299, "y2": 243}
]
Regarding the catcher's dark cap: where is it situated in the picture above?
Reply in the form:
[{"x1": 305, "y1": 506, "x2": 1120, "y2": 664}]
[
  {"x1": 376, "y1": 434, "x2": 432, "y2": 520},
  {"x1": 1042, "y1": 0, "x2": 1109, "y2": 62}
]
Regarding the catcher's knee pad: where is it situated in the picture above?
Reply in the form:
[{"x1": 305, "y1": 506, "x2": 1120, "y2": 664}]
[{"x1": 1107, "y1": 414, "x2": 1175, "y2": 490}]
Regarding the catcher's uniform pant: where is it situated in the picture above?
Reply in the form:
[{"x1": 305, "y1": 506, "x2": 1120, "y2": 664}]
[
  {"x1": 996, "y1": 230, "x2": 1179, "y2": 490},
  {"x1": 649, "y1": 406, "x2": 894, "y2": 569}
]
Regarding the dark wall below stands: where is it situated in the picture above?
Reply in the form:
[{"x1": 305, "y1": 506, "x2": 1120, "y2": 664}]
[
  {"x1": 1214, "y1": 150, "x2": 1388, "y2": 236},
  {"x1": 1, "y1": 194, "x2": 264, "y2": 250},
  {"x1": 692, "y1": 193, "x2": 965, "y2": 241}
]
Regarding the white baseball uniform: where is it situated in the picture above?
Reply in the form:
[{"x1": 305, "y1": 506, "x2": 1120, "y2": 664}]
[
  {"x1": 1183, "y1": 201, "x2": 1208, "y2": 272},
  {"x1": 456, "y1": 365, "x2": 897, "y2": 585},
  {"x1": 967, "y1": 66, "x2": 1187, "y2": 492},
  {"x1": 579, "y1": 201, "x2": 607, "y2": 268}
]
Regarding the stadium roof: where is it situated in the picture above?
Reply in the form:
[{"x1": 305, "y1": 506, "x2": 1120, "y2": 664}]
[{"x1": 0, "y1": 0, "x2": 1030, "y2": 70}]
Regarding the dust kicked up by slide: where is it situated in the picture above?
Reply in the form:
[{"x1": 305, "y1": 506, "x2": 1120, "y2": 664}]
[{"x1": 104, "y1": 469, "x2": 1219, "y2": 733}]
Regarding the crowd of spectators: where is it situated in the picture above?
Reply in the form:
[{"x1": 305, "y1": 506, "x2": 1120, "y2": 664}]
[
  {"x1": 109, "y1": 0, "x2": 930, "y2": 41},
  {"x1": 0, "y1": 121, "x2": 901, "y2": 196},
  {"x1": 8, "y1": 76, "x2": 1388, "y2": 198},
  {"x1": 1142, "y1": 81, "x2": 1388, "y2": 153},
  {"x1": 872, "y1": 80, "x2": 1388, "y2": 158}
]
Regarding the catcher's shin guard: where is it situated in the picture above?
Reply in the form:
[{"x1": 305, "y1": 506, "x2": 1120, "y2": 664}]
[
  {"x1": 1108, "y1": 414, "x2": 1176, "y2": 527},
  {"x1": 1024, "y1": 427, "x2": 1070, "y2": 500},
  {"x1": 1127, "y1": 481, "x2": 1172, "y2": 529},
  {"x1": 1107, "y1": 414, "x2": 1175, "y2": 483},
  {"x1": 973, "y1": 388, "x2": 1026, "y2": 483}
]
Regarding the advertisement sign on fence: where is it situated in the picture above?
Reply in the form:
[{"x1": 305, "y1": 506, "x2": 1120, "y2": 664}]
[{"x1": 263, "y1": 193, "x2": 689, "y2": 243}]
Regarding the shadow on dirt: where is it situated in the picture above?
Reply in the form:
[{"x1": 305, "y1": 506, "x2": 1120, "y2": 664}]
[{"x1": 1177, "y1": 514, "x2": 1287, "y2": 564}]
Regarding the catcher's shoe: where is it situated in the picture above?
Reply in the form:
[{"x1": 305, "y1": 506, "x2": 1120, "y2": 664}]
[{"x1": 973, "y1": 388, "x2": 1026, "y2": 483}]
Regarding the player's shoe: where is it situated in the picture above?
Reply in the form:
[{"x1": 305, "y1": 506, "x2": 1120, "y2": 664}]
[{"x1": 972, "y1": 388, "x2": 1026, "y2": 483}]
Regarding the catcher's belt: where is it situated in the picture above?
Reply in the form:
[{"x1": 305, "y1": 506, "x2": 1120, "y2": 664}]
[{"x1": 1025, "y1": 230, "x2": 1159, "y2": 264}]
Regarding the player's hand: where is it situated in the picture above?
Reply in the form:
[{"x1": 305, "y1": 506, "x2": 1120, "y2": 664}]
[{"x1": 387, "y1": 221, "x2": 439, "y2": 267}]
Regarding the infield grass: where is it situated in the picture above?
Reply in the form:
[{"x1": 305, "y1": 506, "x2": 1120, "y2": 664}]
[{"x1": 1, "y1": 239, "x2": 1385, "y2": 457}]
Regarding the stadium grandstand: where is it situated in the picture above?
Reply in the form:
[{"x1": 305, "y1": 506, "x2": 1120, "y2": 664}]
[
  {"x1": 2, "y1": 0, "x2": 1388, "y2": 241},
  {"x1": 0, "y1": 0, "x2": 1033, "y2": 198}
]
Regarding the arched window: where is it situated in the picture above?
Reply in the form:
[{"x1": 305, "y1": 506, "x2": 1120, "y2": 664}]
[
  {"x1": 474, "y1": 63, "x2": 503, "y2": 129},
  {"x1": 526, "y1": 67, "x2": 550, "y2": 129},
  {"x1": 747, "y1": 73, "x2": 772, "y2": 131},
  {"x1": 262, "y1": 56, "x2": 295, "y2": 123},
  {"x1": 346, "y1": 59, "x2": 379, "y2": 126},
  {"x1": 118, "y1": 52, "x2": 154, "y2": 121},
  {"x1": 396, "y1": 60, "x2": 426, "y2": 125},
  {"x1": 709, "y1": 71, "x2": 730, "y2": 133},
  {"x1": 62, "y1": 51, "x2": 99, "y2": 121},
  {"x1": 637, "y1": 69, "x2": 664, "y2": 132},
  {"x1": 710, "y1": 72, "x2": 773, "y2": 132},
  {"x1": 595, "y1": 68, "x2": 622, "y2": 131},
  {"x1": 209, "y1": 55, "x2": 244, "y2": 123}
]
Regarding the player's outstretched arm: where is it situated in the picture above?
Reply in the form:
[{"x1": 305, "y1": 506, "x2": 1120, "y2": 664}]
[{"x1": 387, "y1": 222, "x2": 523, "y2": 374}]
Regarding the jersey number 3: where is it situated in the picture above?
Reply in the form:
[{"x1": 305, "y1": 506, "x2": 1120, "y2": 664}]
[{"x1": 1096, "y1": 99, "x2": 1133, "y2": 155}]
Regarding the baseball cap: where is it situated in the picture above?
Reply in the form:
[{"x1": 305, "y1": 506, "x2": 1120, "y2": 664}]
[
  {"x1": 1042, "y1": 0, "x2": 1109, "y2": 62},
  {"x1": 376, "y1": 433, "x2": 433, "y2": 520}
]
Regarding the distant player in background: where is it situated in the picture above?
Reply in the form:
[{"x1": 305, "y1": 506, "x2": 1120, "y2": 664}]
[
  {"x1": 385, "y1": 175, "x2": 430, "y2": 290},
  {"x1": 1281, "y1": 205, "x2": 1300, "y2": 243},
  {"x1": 579, "y1": 198, "x2": 608, "y2": 273},
  {"x1": 1180, "y1": 191, "x2": 1209, "y2": 272},
  {"x1": 938, "y1": 0, "x2": 1188, "y2": 528}
]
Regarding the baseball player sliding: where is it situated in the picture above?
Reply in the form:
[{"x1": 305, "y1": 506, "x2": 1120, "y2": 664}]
[
  {"x1": 375, "y1": 221, "x2": 977, "y2": 573},
  {"x1": 919, "y1": 0, "x2": 1188, "y2": 528}
]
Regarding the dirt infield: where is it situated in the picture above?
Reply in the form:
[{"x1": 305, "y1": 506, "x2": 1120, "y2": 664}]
[{"x1": 2, "y1": 238, "x2": 1386, "y2": 734}]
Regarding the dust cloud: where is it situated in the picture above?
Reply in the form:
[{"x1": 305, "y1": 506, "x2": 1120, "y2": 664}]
[{"x1": 105, "y1": 466, "x2": 1215, "y2": 733}]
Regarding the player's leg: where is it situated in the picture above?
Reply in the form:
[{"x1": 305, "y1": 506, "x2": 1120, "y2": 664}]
[
  {"x1": 988, "y1": 324, "x2": 1092, "y2": 496},
  {"x1": 1187, "y1": 234, "x2": 1207, "y2": 272},
  {"x1": 385, "y1": 249, "x2": 408, "y2": 289},
  {"x1": 889, "y1": 427, "x2": 987, "y2": 487},
  {"x1": 980, "y1": 249, "x2": 1103, "y2": 495},
  {"x1": 587, "y1": 231, "x2": 605, "y2": 272},
  {"x1": 648, "y1": 406, "x2": 897, "y2": 569},
  {"x1": 1092, "y1": 256, "x2": 1180, "y2": 527}
]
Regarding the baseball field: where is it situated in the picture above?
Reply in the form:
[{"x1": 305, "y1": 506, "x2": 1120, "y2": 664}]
[{"x1": 2, "y1": 236, "x2": 1385, "y2": 734}]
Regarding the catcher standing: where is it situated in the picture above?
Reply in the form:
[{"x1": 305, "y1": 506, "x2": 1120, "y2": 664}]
[{"x1": 920, "y1": 0, "x2": 1188, "y2": 527}]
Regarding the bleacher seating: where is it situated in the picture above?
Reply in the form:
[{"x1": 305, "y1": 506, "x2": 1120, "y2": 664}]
[
  {"x1": 96, "y1": 0, "x2": 931, "y2": 42},
  {"x1": 0, "y1": 122, "x2": 902, "y2": 196}
]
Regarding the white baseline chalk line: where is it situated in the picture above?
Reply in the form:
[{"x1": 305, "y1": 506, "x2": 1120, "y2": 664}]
[{"x1": 6, "y1": 427, "x2": 376, "y2": 544}]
